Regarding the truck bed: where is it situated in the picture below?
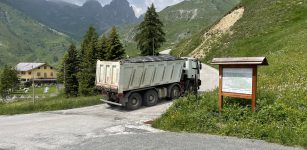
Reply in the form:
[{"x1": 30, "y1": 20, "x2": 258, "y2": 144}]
[{"x1": 96, "y1": 56, "x2": 185, "y2": 93}]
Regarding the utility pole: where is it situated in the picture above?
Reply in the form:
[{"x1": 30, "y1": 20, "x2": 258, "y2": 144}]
[
  {"x1": 64, "y1": 62, "x2": 66, "y2": 88},
  {"x1": 32, "y1": 65, "x2": 35, "y2": 104},
  {"x1": 152, "y1": 38, "x2": 155, "y2": 56}
]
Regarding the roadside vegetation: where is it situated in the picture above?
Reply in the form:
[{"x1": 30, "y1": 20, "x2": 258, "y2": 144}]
[
  {"x1": 154, "y1": 0, "x2": 307, "y2": 148},
  {"x1": 0, "y1": 94, "x2": 101, "y2": 115}
]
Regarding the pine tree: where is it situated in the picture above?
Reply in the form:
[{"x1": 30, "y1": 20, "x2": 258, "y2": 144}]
[
  {"x1": 78, "y1": 26, "x2": 99, "y2": 96},
  {"x1": 135, "y1": 4, "x2": 166, "y2": 56},
  {"x1": 107, "y1": 27, "x2": 125, "y2": 60},
  {"x1": 0, "y1": 65, "x2": 19, "y2": 99},
  {"x1": 64, "y1": 44, "x2": 79, "y2": 97},
  {"x1": 96, "y1": 35, "x2": 108, "y2": 60},
  {"x1": 80, "y1": 26, "x2": 98, "y2": 58}
]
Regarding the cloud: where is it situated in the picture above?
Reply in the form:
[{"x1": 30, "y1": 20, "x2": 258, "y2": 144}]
[
  {"x1": 129, "y1": 0, "x2": 184, "y2": 17},
  {"x1": 130, "y1": 4, "x2": 144, "y2": 17},
  {"x1": 144, "y1": 0, "x2": 184, "y2": 11}
]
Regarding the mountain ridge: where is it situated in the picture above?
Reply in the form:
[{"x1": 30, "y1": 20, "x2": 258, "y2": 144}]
[
  {"x1": 3, "y1": 0, "x2": 138, "y2": 39},
  {"x1": 0, "y1": 2, "x2": 73, "y2": 67}
]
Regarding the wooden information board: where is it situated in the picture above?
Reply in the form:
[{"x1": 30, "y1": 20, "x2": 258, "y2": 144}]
[{"x1": 212, "y1": 57, "x2": 268, "y2": 112}]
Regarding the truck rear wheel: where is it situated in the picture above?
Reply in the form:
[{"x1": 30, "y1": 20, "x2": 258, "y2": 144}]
[
  {"x1": 170, "y1": 85, "x2": 180, "y2": 100},
  {"x1": 126, "y1": 92, "x2": 142, "y2": 110},
  {"x1": 143, "y1": 90, "x2": 158, "y2": 107}
]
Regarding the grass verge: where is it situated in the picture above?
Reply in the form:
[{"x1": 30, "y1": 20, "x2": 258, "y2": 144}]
[
  {"x1": 153, "y1": 92, "x2": 307, "y2": 148},
  {"x1": 0, "y1": 94, "x2": 101, "y2": 115}
]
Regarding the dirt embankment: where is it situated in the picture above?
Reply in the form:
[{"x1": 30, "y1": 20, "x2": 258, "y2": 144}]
[{"x1": 191, "y1": 7, "x2": 245, "y2": 58}]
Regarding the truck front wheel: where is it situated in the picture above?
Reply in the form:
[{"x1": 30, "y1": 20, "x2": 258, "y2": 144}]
[
  {"x1": 143, "y1": 90, "x2": 158, "y2": 107},
  {"x1": 126, "y1": 92, "x2": 142, "y2": 110}
]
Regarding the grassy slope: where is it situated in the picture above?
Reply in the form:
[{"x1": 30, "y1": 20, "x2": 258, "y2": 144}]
[
  {"x1": 159, "y1": 0, "x2": 240, "y2": 48},
  {"x1": 154, "y1": 0, "x2": 307, "y2": 148},
  {"x1": 119, "y1": 0, "x2": 240, "y2": 56},
  {"x1": 0, "y1": 2, "x2": 74, "y2": 67}
]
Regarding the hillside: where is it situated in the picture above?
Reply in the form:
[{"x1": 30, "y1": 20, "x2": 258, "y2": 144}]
[
  {"x1": 119, "y1": 0, "x2": 241, "y2": 56},
  {"x1": 154, "y1": 0, "x2": 307, "y2": 148},
  {"x1": 0, "y1": 2, "x2": 73, "y2": 67},
  {"x1": 3, "y1": 0, "x2": 137, "y2": 39}
]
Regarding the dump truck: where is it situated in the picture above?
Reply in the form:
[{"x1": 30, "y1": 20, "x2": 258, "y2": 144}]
[{"x1": 96, "y1": 55, "x2": 201, "y2": 110}]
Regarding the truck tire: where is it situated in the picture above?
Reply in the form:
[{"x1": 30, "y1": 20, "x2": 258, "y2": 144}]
[
  {"x1": 126, "y1": 92, "x2": 142, "y2": 110},
  {"x1": 169, "y1": 85, "x2": 180, "y2": 100},
  {"x1": 143, "y1": 90, "x2": 158, "y2": 107}
]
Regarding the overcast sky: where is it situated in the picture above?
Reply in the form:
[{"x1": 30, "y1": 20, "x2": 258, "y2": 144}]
[{"x1": 57, "y1": 0, "x2": 184, "y2": 17}]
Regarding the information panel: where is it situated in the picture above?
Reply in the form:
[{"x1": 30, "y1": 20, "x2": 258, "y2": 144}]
[{"x1": 222, "y1": 68, "x2": 253, "y2": 94}]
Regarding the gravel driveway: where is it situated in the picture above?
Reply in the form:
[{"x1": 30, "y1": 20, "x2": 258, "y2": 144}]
[{"x1": 0, "y1": 51, "x2": 301, "y2": 149}]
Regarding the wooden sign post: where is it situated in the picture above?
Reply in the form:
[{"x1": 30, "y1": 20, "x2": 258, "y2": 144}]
[{"x1": 211, "y1": 57, "x2": 268, "y2": 112}]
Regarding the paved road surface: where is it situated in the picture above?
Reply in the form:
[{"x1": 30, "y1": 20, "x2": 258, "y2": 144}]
[
  {"x1": 199, "y1": 62, "x2": 219, "y2": 92},
  {"x1": 0, "y1": 51, "x2": 301, "y2": 149},
  {"x1": 69, "y1": 133, "x2": 302, "y2": 150}
]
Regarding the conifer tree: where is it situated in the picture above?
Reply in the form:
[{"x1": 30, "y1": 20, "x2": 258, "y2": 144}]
[
  {"x1": 135, "y1": 4, "x2": 166, "y2": 56},
  {"x1": 64, "y1": 44, "x2": 79, "y2": 97},
  {"x1": 78, "y1": 26, "x2": 99, "y2": 96},
  {"x1": 107, "y1": 27, "x2": 125, "y2": 60},
  {"x1": 96, "y1": 35, "x2": 108, "y2": 60},
  {"x1": 80, "y1": 26, "x2": 98, "y2": 58},
  {"x1": 0, "y1": 65, "x2": 19, "y2": 99}
]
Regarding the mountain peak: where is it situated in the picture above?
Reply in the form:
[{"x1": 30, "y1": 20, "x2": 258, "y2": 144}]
[
  {"x1": 82, "y1": 0, "x2": 102, "y2": 9},
  {"x1": 110, "y1": 0, "x2": 129, "y2": 6}
]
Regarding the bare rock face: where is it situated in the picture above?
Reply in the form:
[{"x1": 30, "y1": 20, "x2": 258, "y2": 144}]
[{"x1": 191, "y1": 7, "x2": 245, "y2": 59}]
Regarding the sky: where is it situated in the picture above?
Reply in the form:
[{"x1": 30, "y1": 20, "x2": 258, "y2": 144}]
[{"x1": 57, "y1": 0, "x2": 184, "y2": 17}]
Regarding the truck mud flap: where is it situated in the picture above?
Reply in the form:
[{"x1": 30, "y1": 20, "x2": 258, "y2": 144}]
[{"x1": 100, "y1": 99, "x2": 123, "y2": 106}]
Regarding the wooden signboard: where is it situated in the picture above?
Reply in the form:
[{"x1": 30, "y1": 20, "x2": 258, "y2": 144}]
[{"x1": 211, "y1": 57, "x2": 268, "y2": 112}]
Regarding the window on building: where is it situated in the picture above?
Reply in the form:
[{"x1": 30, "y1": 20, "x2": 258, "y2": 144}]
[
  {"x1": 28, "y1": 72, "x2": 31, "y2": 75},
  {"x1": 44, "y1": 73, "x2": 47, "y2": 78},
  {"x1": 38, "y1": 67, "x2": 40, "y2": 69},
  {"x1": 37, "y1": 72, "x2": 41, "y2": 76},
  {"x1": 50, "y1": 72, "x2": 54, "y2": 77},
  {"x1": 21, "y1": 71, "x2": 25, "y2": 75},
  {"x1": 44, "y1": 66, "x2": 47, "y2": 69},
  {"x1": 50, "y1": 67, "x2": 53, "y2": 69}
]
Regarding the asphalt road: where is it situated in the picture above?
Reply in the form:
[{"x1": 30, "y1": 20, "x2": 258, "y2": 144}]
[
  {"x1": 0, "y1": 51, "x2": 301, "y2": 149},
  {"x1": 68, "y1": 133, "x2": 302, "y2": 150}
]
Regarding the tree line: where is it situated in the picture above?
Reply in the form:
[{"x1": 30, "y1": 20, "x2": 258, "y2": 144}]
[
  {"x1": 59, "y1": 27, "x2": 125, "y2": 97},
  {"x1": 0, "y1": 66, "x2": 19, "y2": 100},
  {"x1": 60, "y1": 4, "x2": 166, "y2": 98}
]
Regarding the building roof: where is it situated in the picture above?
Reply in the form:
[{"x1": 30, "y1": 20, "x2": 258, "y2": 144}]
[
  {"x1": 121, "y1": 55, "x2": 183, "y2": 64},
  {"x1": 15, "y1": 63, "x2": 46, "y2": 71},
  {"x1": 211, "y1": 57, "x2": 268, "y2": 65}
]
